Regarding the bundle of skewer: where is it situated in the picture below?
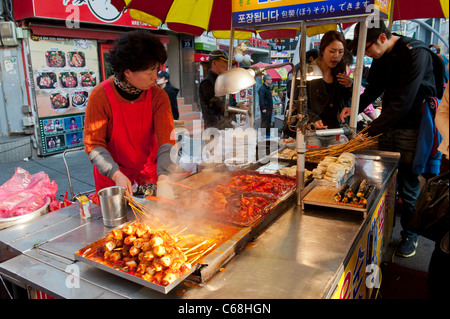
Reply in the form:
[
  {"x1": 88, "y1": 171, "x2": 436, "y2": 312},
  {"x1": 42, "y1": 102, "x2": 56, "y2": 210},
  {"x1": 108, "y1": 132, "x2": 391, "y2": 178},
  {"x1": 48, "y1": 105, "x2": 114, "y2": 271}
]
[
  {"x1": 305, "y1": 126, "x2": 380, "y2": 162},
  {"x1": 182, "y1": 239, "x2": 217, "y2": 265},
  {"x1": 124, "y1": 191, "x2": 153, "y2": 221},
  {"x1": 124, "y1": 191, "x2": 217, "y2": 265}
]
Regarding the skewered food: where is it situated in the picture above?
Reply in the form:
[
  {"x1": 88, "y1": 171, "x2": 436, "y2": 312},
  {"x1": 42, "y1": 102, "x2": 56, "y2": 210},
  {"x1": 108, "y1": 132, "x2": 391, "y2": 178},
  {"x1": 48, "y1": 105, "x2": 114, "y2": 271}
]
[{"x1": 93, "y1": 222, "x2": 191, "y2": 286}]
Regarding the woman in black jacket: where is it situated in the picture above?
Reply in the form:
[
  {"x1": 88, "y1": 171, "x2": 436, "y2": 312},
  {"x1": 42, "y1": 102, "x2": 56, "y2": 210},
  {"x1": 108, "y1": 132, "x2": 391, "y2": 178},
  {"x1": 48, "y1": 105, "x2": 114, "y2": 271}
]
[{"x1": 305, "y1": 30, "x2": 353, "y2": 147}]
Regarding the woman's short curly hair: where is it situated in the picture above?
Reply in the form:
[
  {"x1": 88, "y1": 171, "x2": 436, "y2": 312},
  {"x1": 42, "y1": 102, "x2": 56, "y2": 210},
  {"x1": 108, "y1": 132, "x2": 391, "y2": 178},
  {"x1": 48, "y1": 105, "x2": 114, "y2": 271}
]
[{"x1": 109, "y1": 30, "x2": 167, "y2": 81}]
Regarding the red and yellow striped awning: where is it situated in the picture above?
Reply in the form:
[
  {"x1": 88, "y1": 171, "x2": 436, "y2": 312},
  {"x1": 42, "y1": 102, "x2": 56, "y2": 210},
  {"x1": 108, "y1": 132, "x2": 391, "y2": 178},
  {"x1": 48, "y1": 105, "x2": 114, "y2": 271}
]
[{"x1": 390, "y1": 0, "x2": 449, "y2": 20}]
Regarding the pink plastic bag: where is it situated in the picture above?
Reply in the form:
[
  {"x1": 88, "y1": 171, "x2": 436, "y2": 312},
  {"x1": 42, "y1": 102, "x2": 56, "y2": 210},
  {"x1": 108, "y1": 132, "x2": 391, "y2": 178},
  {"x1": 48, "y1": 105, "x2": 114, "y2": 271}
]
[{"x1": 0, "y1": 167, "x2": 58, "y2": 218}]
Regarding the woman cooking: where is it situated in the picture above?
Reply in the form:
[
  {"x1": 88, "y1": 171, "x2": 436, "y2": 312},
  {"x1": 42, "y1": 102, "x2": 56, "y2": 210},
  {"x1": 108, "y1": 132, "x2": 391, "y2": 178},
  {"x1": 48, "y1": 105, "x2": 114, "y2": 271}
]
[
  {"x1": 305, "y1": 30, "x2": 353, "y2": 147},
  {"x1": 84, "y1": 30, "x2": 180, "y2": 196}
]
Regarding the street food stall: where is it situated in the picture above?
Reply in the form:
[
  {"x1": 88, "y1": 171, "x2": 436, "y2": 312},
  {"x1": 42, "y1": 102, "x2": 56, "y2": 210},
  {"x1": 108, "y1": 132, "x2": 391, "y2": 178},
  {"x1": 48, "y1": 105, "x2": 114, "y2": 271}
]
[
  {"x1": 0, "y1": 0, "x2": 400, "y2": 301},
  {"x1": 0, "y1": 149, "x2": 398, "y2": 299}
]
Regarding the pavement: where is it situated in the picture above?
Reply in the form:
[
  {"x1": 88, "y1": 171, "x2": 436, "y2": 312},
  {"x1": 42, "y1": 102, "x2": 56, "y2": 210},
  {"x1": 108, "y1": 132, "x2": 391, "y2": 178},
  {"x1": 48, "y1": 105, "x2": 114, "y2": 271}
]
[{"x1": 0, "y1": 150, "x2": 435, "y2": 299}]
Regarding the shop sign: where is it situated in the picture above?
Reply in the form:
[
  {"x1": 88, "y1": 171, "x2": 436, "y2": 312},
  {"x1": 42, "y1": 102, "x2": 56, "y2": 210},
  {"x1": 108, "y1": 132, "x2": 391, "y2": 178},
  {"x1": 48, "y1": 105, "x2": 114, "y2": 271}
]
[
  {"x1": 13, "y1": 0, "x2": 158, "y2": 29},
  {"x1": 195, "y1": 33, "x2": 218, "y2": 51},
  {"x1": 271, "y1": 58, "x2": 290, "y2": 64},
  {"x1": 194, "y1": 53, "x2": 210, "y2": 63},
  {"x1": 248, "y1": 37, "x2": 270, "y2": 48},
  {"x1": 270, "y1": 51, "x2": 290, "y2": 58},
  {"x1": 181, "y1": 38, "x2": 194, "y2": 49},
  {"x1": 332, "y1": 171, "x2": 396, "y2": 299},
  {"x1": 194, "y1": 42, "x2": 217, "y2": 51},
  {"x1": 231, "y1": 0, "x2": 390, "y2": 27}
]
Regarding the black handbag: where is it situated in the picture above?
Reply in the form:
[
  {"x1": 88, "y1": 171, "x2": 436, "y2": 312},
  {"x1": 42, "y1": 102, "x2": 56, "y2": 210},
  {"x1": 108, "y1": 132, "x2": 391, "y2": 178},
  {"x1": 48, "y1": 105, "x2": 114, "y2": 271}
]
[{"x1": 408, "y1": 171, "x2": 449, "y2": 242}]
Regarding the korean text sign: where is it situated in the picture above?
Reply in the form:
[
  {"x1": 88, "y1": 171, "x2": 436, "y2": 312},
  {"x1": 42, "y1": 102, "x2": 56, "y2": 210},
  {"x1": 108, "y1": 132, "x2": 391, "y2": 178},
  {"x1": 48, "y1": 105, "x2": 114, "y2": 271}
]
[{"x1": 232, "y1": 0, "x2": 390, "y2": 27}]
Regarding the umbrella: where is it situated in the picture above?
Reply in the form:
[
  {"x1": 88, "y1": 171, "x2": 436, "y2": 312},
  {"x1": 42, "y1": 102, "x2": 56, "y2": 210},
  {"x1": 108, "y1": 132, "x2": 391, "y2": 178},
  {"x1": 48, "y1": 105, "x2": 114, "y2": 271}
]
[
  {"x1": 110, "y1": 0, "x2": 298, "y2": 39},
  {"x1": 251, "y1": 62, "x2": 292, "y2": 82},
  {"x1": 343, "y1": 0, "x2": 448, "y2": 29},
  {"x1": 389, "y1": 0, "x2": 448, "y2": 20}
]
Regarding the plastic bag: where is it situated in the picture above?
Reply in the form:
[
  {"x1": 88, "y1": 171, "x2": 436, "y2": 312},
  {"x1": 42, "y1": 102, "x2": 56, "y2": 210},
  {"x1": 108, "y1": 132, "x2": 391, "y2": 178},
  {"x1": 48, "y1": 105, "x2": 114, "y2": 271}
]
[{"x1": 0, "y1": 167, "x2": 58, "y2": 218}]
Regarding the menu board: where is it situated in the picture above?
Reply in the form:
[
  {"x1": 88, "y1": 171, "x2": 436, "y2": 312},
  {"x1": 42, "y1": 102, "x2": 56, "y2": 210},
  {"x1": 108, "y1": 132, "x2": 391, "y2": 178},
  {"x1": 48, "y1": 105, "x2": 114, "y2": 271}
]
[{"x1": 28, "y1": 36, "x2": 99, "y2": 155}]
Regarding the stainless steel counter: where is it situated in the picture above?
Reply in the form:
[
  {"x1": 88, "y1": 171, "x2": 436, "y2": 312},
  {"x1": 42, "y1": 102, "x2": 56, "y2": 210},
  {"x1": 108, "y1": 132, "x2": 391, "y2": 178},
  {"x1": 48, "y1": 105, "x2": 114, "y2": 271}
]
[{"x1": 0, "y1": 150, "x2": 399, "y2": 299}]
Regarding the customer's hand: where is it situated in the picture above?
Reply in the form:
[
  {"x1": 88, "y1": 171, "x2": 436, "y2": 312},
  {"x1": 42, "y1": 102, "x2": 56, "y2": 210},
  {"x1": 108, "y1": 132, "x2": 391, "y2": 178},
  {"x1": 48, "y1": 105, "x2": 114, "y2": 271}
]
[
  {"x1": 112, "y1": 170, "x2": 133, "y2": 195},
  {"x1": 340, "y1": 107, "x2": 351, "y2": 122},
  {"x1": 261, "y1": 109, "x2": 267, "y2": 113},
  {"x1": 336, "y1": 73, "x2": 353, "y2": 88},
  {"x1": 236, "y1": 101, "x2": 249, "y2": 109},
  {"x1": 314, "y1": 120, "x2": 328, "y2": 129}
]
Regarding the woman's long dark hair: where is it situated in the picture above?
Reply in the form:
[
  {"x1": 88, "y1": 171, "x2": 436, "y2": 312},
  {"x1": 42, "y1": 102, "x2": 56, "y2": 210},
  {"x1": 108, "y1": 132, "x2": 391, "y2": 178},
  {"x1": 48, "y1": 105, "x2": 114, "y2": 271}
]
[
  {"x1": 318, "y1": 30, "x2": 348, "y2": 82},
  {"x1": 109, "y1": 30, "x2": 167, "y2": 81}
]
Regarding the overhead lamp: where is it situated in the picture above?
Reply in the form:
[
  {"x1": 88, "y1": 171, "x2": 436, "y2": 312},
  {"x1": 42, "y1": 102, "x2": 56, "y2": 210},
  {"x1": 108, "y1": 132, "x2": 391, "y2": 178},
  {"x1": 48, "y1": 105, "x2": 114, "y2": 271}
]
[
  {"x1": 214, "y1": 62, "x2": 293, "y2": 97},
  {"x1": 214, "y1": 67, "x2": 257, "y2": 97},
  {"x1": 295, "y1": 63, "x2": 323, "y2": 81}
]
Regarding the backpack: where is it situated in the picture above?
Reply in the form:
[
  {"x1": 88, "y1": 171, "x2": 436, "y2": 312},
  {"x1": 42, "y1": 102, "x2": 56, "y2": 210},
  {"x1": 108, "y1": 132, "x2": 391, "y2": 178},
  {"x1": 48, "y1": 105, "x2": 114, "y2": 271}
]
[
  {"x1": 407, "y1": 171, "x2": 449, "y2": 242},
  {"x1": 406, "y1": 40, "x2": 446, "y2": 99}
]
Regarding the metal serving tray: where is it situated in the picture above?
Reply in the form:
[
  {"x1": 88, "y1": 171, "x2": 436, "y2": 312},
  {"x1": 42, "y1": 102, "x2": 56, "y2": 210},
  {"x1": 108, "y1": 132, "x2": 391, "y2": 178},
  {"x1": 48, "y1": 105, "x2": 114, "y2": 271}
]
[
  {"x1": 74, "y1": 241, "x2": 199, "y2": 294},
  {"x1": 0, "y1": 198, "x2": 50, "y2": 230},
  {"x1": 301, "y1": 179, "x2": 377, "y2": 218},
  {"x1": 73, "y1": 187, "x2": 296, "y2": 294}
]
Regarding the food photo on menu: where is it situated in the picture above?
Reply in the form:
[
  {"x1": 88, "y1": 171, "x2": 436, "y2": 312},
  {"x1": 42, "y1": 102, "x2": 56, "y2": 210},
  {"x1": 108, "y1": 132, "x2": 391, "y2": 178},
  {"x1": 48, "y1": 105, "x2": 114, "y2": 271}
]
[
  {"x1": 50, "y1": 91, "x2": 70, "y2": 110},
  {"x1": 36, "y1": 71, "x2": 57, "y2": 90},
  {"x1": 46, "y1": 50, "x2": 66, "y2": 68},
  {"x1": 59, "y1": 71, "x2": 78, "y2": 88},
  {"x1": 80, "y1": 70, "x2": 96, "y2": 87},
  {"x1": 67, "y1": 51, "x2": 86, "y2": 68},
  {"x1": 71, "y1": 90, "x2": 89, "y2": 109}
]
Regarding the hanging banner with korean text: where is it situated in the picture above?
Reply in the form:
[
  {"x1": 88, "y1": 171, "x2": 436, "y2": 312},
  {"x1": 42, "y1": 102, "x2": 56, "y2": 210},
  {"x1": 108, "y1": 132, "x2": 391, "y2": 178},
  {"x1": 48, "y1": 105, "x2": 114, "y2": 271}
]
[{"x1": 232, "y1": 0, "x2": 390, "y2": 27}]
